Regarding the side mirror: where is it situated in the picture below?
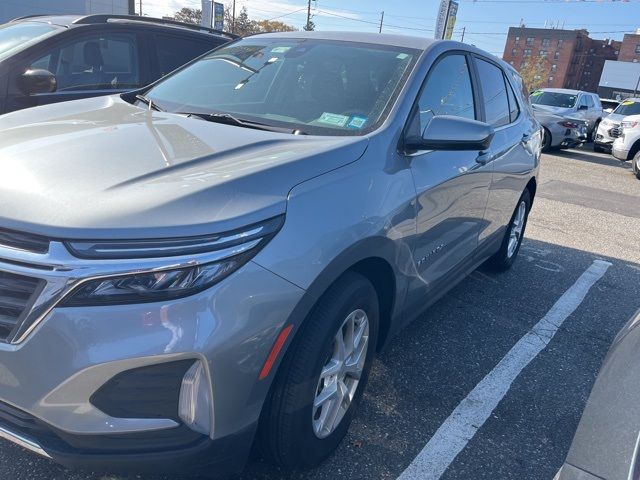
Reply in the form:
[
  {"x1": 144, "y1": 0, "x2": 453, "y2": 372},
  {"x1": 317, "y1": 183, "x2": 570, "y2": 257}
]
[
  {"x1": 18, "y1": 69, "x2": 57, "y2": 95},
  {"x1": 578, "y1": 104, "x2": 588, "y2": 111},
  {"x1": 406, "y1": 115, "x2": 495, "y2": 151}
]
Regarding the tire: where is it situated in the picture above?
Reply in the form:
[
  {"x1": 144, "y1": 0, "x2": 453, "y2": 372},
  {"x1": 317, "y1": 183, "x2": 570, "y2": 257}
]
[
  {"x1": 633, "y1": 151, "x2": 640, "y2": 180},
  {"x1": 486, "y1": 189, "x2": 531, "y2": 271},
  {"x1": 541, "y1": 128, "x2": 552, "y2": 152},
  {"x1": 589, "y1": 121, "x2": 600, "y2": 142},
  {"x1": 258, "y1": 271, "x2": 379, "y2": 469},
  {"x1": 593, "y1": 143, "x2": 604, "y2": 153}
]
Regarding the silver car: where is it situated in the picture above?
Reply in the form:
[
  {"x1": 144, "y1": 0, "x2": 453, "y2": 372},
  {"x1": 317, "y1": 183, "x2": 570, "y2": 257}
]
[
  {"x1": 530, "y1": 88, "x2": 603, "y2": 138},
  {"x1": 0, "y1": 32, "x2": 540, "y2": 475},
  {"x1": 535, "y1": 109, "x2": 587, "y2": 152},
  {"x1": 557, "y1": 309, "x2": 640, "y2": 480}
]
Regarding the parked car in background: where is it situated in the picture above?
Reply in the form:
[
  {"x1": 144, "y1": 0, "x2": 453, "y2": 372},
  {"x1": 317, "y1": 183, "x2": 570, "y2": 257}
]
[
  {"x1": 0, "y1": 14, "x2": 233, "y2": 114},
  {"x1": 530, "y1": 88, "x2": 603, "y2": 138},
  {"x1": 612, "y1": 113, "x2": 640, "y2": 178},
  {"x1": 556, "y1": 309, "x2": 640, "y2": 480},
  {"x1": 534, "y1": 109, "x2": 587, "y2": 152},
  {"x1": 599, "y1": 98, "x2": 620, "y2": 114},
  {"x1": 0, "y1": 32, "x2": 540, "y2": 475},
  {"x1": 594, "y1": 98, "x2": 640, "y2": 153}
]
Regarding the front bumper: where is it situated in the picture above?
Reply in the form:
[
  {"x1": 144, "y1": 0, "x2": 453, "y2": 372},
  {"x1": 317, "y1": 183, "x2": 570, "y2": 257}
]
[
  {"x1": 0, "y1": 399, "x2": 257, "y2": 475},
  {"x1": 0, "y1": 242, "x2": 305, "y2": 473},
  {"x1": 612, "y1": 146, "x2": 630, "y2": 161},
  {"x1": 594, "y1": 122, "x2": 620, "y2": 149}
]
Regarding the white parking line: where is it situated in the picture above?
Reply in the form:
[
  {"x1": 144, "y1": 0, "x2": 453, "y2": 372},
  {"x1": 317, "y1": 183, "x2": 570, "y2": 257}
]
[{"x1": 397, "y1": 259, "x2": 612, "y2": 480}]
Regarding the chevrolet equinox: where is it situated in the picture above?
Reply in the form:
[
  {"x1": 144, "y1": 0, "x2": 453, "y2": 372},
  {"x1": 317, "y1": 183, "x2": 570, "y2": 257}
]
[{"x1": 0, "y1": 32, "x2": 540, "y2": 475}]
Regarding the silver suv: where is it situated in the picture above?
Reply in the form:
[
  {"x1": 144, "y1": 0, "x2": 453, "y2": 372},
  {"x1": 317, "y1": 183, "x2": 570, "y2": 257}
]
[
  {"x1": 0, "y1": 32, "x2": 540, "y2": 475},
  {"x1": 530, "y1": 88, "x2": 603, "y2": 138}
]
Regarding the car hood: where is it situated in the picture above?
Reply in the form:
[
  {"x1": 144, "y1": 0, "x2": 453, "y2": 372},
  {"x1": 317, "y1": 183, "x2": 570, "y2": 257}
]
[
  {"x1": 601, "y1": 113, "x2": 624, "y2": 124},
  {"x1": 531, "y1": 104, "x2": 572, "y2": 116},
  {"x1": 533, "y1": 110, "x2": 585, "y2": 126},
  {"x1": 0, "y1": 96, "x2": 369, "y2": 239}
]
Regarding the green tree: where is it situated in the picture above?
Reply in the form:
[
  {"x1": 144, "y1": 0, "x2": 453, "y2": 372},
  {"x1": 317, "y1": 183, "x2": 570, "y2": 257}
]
[{"x1": 518, "y1": 56, "x2": 550, "y2": 93}]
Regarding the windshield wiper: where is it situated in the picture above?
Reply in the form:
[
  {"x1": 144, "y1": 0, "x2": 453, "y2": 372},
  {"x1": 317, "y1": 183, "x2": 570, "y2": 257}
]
[
  {"x1": 180, "y1": 112, "x2": 305, "y2": 135},
  {"x1": 136, "y1": 94, "x2": 164, "y2": 112}
]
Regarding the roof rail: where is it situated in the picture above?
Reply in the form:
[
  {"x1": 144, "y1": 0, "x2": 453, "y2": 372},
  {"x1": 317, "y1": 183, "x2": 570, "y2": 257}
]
[
  {"x1": 11, "y1": 14, "x2": 50, "y2": 22},
  {"x1": 72, "y1": 15, "x2": 238, "y2": 39}
]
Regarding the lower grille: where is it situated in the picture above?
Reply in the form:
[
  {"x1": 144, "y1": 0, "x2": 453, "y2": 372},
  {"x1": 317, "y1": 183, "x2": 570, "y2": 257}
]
[
  {"x1": 610, "y1": 126, "x2": 621, "y2": 138},
  {"x1": 0, "y1": 271, "x2": 43, "y2": 342}
]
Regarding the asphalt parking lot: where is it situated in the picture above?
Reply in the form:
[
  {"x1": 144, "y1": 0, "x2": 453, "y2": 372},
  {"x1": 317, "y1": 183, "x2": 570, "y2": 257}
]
[{"x1": 2, "y1": 144, "x2": 639, "y2": 480}]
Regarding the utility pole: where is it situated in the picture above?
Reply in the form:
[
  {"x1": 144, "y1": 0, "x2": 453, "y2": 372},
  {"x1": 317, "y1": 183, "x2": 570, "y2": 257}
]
[
  {"x1": 232, "y1": 0, "x2": 236, "y2": 33},
  {"x1": 138, "y1": 0, "x2": 142, "y2": 16},
  {"x1": 379, "y1": 11, "x2": 384, "y2": 33},
  {"x1": 460, "y1": 26, "x2": 465, "y2": 42},
  {"x1": 306, "y1": 0, "x2": 312, "y2": 31},
  {"x1": 210, "y1": 0, "x2": 214, "y2": 29}
]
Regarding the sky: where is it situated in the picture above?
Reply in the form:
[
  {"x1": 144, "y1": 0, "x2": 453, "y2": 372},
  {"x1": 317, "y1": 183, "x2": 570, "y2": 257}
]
[{"x1": 140, "y1": 0, "x2": 640, "y2": 57}]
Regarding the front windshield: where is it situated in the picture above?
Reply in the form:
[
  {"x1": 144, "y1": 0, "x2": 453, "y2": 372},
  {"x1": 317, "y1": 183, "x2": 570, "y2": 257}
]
[
  {"x1": 530, "y1": 91, "x2": 577, "y2": 108},
  {"x1": 0, "y1": 22, "x2": 60, "y2": 62},
  {"x1": 147, "y1": 38, "x2": 419, "y2": 135},
  {"x1": 612, "y1": 100, "x2": 640, "y2": 116}
]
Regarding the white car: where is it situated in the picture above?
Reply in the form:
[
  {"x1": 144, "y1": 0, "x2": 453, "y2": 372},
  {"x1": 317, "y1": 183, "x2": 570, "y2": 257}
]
[
  {"x1": 594, "y1": 98, "x2": 640, "y2": 153},
  {"x1": 611, "y1": 113, "x2": 640, "y2": 179}
]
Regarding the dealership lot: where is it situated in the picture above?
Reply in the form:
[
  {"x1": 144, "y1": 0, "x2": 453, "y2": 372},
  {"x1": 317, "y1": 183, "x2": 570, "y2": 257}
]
[{"x1": 1, "y1": 145, "x2": 638, "y2": 480}]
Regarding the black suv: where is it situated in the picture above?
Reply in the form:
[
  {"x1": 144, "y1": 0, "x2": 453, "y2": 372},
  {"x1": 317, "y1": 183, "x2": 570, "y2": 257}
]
[{"x1": 0, "y1": 14, "x2": 233, "y2": 114}]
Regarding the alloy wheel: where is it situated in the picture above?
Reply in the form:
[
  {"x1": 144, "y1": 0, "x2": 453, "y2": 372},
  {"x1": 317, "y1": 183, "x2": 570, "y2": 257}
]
[
  {"x1": 312, "y1": 309, "x2": 369, "y2": 439},
  {"x1": 507, "y1": 200, "x2": 526, "y2": 258}
]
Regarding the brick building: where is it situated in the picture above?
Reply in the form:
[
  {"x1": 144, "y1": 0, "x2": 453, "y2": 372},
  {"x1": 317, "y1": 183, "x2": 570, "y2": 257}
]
[
  {"x1": 502, "y1": 27, "x2": 620, "y2": 92},
  {"x1": 618, "y1": 32, "x2": 640, "y2": 62}
]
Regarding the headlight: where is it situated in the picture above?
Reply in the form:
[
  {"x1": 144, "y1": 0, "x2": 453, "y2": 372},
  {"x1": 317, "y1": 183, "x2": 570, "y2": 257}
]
[
  {"x1": 622, "y1": 120, "x2": 639, "y2": 130},
  {"x1": 61, "y1": 216, "x2": 283, "y2": 306}
]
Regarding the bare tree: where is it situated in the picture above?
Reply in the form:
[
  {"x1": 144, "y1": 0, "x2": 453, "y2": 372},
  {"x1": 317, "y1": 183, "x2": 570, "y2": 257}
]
[{"x1": 173, "y1": 7, "x2": 202, "y2": 25}]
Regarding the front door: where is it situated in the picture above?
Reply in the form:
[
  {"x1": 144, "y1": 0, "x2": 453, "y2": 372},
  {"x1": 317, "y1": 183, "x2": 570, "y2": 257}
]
[
  {"x1": 6, "y1": 30, "x2": 143, "y2": 113},
  {"x1": 403, "y1": 53, "x2": 492, "y2": 311}
]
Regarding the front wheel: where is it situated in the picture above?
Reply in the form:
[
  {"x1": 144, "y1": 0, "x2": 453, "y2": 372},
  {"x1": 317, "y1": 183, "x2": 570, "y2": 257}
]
[
  {"x1": 593, "y1": 143, "x2": 605, "y2": 153},
  {"x1": 486, "y1": 189, "x2": 531, "y2": 271},
  {"x1": 633, "y1": 151, "x2": 640, "y2": 180},
  {"x1": 258, "y1": 271, "x2": 379, "y2": 469}
]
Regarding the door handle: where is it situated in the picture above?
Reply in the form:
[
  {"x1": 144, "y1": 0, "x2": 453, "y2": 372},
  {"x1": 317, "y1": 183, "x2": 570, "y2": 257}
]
[{"x1": 476, "y1": 151, "x2": 492, "y2": 165}]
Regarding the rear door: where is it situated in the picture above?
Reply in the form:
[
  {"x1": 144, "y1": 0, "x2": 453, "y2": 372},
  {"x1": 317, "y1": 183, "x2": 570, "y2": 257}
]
[
  {"x1": 403, "y1": 52, "x2": 492, "y2": 311},
  {"x1": 474, "y1": 56, "x2": 538, "y2": 252},
  {"x1": 149, "y1": 32, "x2": 224, "y2": 80},
  {"x1": 5, "y1": 27, "x2": 144, "y2": 112}
]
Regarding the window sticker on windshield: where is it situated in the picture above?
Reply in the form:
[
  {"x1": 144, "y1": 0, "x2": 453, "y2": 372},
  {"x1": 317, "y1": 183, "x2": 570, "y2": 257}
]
[
  {"x1": 271, "y1": 46, "x2": 291, "y2": 53},
  {"x1": 348, "y1": 116, "x2": 368, "y2": 129},
  {"x1": 396, "y1": 53, "x2": 409, "y2": 60},
  {"x1": 531, "y1": 91, "x2": 543, "y2": 97},
  {"x1": 318, "y1": 112, "x2": 350, "y2": 127},
  {"x1": 622, "y1": 100, "x2": 635, "y2": 106}
]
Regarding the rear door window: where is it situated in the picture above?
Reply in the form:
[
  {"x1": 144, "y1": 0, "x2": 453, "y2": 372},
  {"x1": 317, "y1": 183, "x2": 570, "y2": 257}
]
[
  {"x1": 153, "y1": 34, "x2": 219, "y2": 77},
  {"x1": 475, "y1": 58, "x2": 510, "y2": 127}
]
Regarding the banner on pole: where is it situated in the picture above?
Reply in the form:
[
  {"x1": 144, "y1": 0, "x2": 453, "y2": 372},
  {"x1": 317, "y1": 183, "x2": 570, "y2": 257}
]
[
  {"x1": 214, "y1": 2, "x2": 224, "y2": 30},
  {"x1": 444, "y1": 1, "x2": 458, "y2": 40}
]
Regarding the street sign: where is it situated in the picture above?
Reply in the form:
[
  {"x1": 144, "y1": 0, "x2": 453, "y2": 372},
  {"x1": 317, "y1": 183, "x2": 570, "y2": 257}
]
[
  {"x1": 434, "y1": 0, "x2": 451, "y2": 40},
  {"x1": 201, "y1": 0, "x2": 212, "y2": 27}
]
